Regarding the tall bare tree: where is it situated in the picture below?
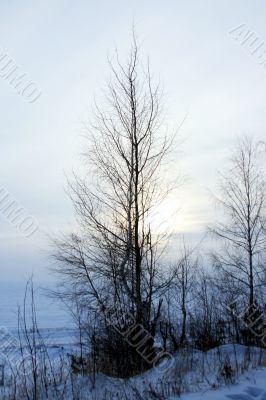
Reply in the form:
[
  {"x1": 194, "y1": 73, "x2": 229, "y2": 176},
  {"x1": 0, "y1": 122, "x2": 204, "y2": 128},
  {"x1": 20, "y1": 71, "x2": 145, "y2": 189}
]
[
  {"x1": 52, "y1": 36, "x2": 178, "y2": 374},
  {"x1": 210, "y1": 136, "x2": 266, "y2": 307}
]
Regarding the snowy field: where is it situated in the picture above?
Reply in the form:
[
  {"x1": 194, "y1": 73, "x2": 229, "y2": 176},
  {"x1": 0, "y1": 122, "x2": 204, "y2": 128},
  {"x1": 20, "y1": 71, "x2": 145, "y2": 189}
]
[
  {"x1": 55, "y1": 344, "x2": 266, "y2": 399},
  {"x1": 0, "y1": 281, "x2": 79, "y2": 358},
  {"x1": 1, "y1": 283, "x2": 266, "y2": 399},
  {"x1": 181, "y1": 369, "x2": 266, "y2": 399}
]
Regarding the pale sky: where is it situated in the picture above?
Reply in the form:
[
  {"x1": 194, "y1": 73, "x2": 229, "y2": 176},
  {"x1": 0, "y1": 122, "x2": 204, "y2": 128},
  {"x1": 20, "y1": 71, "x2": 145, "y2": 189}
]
[{"x1": 1, "y1": 0, "x2": 266, "y2": 282}]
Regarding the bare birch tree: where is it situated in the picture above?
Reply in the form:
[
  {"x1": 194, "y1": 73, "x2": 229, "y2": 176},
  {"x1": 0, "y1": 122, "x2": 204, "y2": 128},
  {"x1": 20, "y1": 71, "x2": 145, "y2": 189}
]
[
  {"x1": 173, "y1": 240, "x2": 197, "y2": 345},
  {"x1": 52, "y1": 36, "x2": 179, "y2": 374},
  {"x1": 210, "y1": 136, "x2": 266, "y2": 307}
]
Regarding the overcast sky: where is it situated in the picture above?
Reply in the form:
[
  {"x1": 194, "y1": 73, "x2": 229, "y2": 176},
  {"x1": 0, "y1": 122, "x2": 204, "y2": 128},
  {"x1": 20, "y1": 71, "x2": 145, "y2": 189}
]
[{"x1": 1, "y1": 0, "x2": 266, "y2": 283}]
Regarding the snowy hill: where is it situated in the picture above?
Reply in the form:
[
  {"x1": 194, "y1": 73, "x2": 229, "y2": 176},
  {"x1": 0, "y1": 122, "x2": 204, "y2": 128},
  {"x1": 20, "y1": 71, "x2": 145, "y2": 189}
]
[{"x1": 1, "y1": 338, "x2": 266, "y2": 399}]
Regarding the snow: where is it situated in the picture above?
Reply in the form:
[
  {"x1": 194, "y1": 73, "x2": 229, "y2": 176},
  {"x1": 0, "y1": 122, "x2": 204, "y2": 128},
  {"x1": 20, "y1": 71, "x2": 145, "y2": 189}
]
[
  {"x1": 172, "y1": 355, "x2": 266, "y2": 399},
  {"x1": 1, "y1": 337, "x2": 266, "y2": 399},
  {"x1": 71, "y1": 344, "x2": 266, "y2": 399},
  {"x1": 180, "y1": 372, "x2": 266, "y2": 399},
  {"x1": 2, "y1": 283, "x2": 266, "y2": 399}
]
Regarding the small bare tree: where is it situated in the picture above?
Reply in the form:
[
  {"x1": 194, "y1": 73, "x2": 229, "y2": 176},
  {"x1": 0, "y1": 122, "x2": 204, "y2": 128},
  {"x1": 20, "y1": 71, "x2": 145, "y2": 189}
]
[
  {"x1": 173, "y1": 240, "x2": 197, "y2": 345},
  {"x1": 210, "y1": 136, "x2": 266, "y2": 307},
  {"x1": 190, "y1": 267, "x2": 224, "y2": 350}
]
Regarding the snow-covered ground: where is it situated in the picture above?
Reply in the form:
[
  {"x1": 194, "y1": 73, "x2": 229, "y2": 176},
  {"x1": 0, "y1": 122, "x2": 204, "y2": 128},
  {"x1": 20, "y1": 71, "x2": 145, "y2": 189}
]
[
  {"x1": 1, "y1": 283, "x2": 266, "y2": 399},
  {"x1": 76, "y1": 344, "x2": 266, "y2": 399},
  {"x1": 0, "y1": 281, "x2": 80, "y2": 370},
  {"x1": 181, "y1": 369, "x2": 266, "y2": 399},
  {"x1": 1, "y1": 330, "x2": 266, "y2": 399}
]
